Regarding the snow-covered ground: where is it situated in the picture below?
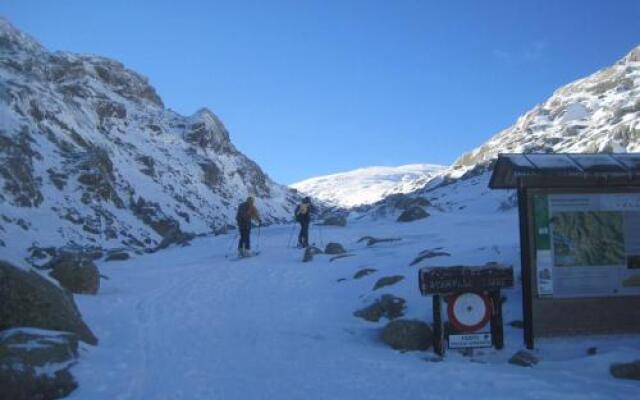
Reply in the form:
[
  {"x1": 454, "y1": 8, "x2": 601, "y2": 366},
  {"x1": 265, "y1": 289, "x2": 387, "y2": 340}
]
[
  {"x1": 69, "y1": 175, "x2": 640, "y2": 399},
  {"x1": 291, "y1": 164, "x2": 446, "y2": 208}
]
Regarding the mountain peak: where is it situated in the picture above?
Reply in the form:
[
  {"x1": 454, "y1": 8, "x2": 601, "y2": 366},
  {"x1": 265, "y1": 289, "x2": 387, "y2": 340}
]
[
  {"x1": 0, "y1": 17, "x2": 46, "y2": 54},
  {"x1": 618, "y1": 44, "x2": 640, "y2": 65}
]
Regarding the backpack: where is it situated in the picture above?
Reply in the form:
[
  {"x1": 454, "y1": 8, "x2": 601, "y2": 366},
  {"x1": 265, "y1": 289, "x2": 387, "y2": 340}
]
[
  {"x1": 295, "y1": 203, "x2": 310, "y2": 222},
  {"x1": 236, "y1": 202, "x2": 250, "y2": 223},
  {"x1": 294, "y1": 205, "x2": 302, "y2": 222}
]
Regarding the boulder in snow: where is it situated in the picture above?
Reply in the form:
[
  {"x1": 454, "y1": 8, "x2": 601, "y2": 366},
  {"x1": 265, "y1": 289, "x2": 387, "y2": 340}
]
[
  {"x1": 302, "y1": 246, "x2": 323, "y2": 262},
  {"x1": 105, "y1": 250, "x2": 130, "y2": 262},
  {"x1": 610, "y1": 360, "x2": 640, "y2": 381},
  {"x1": 508, "y1": 350, "x2": 539, "y2": 367},
  {"x1": 324, "y1": 242, "x2": 346, "y2": 255},
  {"x1": 354, "y1": 294, "x2": 406, "y2": 322},
  {"x1": 0, "y1": 261, "x2": 98, "y2": 345},
  {"x1": 381, "y1": 319, "x2": 432, "y2": 351},
  {"x1": 397, "y1": 206, "x2": 429, "y2": 223},
  {"x1": 409, "y1": 248, "x2": 451, "y2": 266},
  {"x1": 373, "y1": 275, "x2": 404, "y2": 290},
  {"x1": 353, "y1": 268, "x2": 377, "y2": 279},
  {"x1": 357, "y1": 236, "x2": 402, "y2": 247}
]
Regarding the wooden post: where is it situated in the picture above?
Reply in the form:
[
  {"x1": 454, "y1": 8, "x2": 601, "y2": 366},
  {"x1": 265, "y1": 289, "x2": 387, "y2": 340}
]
[
  {"x1": 490, "y1": 290, "x2": 504, "y2": 349},
  {"x1": 432, "y1": 294, "x2": 445, "y2": 356},
  {"x1": 518, "y1": 188, "x2": 535, "y2": 349}
]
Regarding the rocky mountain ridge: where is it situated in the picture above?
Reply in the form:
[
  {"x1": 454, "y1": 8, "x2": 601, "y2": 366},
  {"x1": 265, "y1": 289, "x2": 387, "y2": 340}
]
[{"x1": 0, "y1": 18, "x2": 298, "y2": 265}]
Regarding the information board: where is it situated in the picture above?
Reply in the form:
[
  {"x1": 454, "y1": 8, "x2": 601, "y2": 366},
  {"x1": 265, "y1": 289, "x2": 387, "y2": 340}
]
[{"x1": 533, "y1": 193, "x2": 640, "y2": 298}]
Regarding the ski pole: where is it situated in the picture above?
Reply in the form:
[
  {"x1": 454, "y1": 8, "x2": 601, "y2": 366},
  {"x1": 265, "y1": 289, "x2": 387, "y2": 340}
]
[
  {"x1": 225, "y1": 232, "x2": 238, "y2": 258},
  {"x1": 256, "y1": 223, "x2": 261, "y2": 252}
]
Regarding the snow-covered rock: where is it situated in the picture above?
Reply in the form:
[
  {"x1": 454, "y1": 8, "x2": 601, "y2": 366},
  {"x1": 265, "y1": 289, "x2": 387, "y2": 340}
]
[
  {"x1": 291, "y1": 164, "x2": 446, "y2": 208},
  {"x1": 0, "y1": 18, "x2": 299, "y2": 265}
]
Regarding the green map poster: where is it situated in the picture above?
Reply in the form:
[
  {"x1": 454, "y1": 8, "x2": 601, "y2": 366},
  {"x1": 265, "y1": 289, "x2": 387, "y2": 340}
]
[{"x1": 532, "y1": 193, "x2": 640, "y2": 298}]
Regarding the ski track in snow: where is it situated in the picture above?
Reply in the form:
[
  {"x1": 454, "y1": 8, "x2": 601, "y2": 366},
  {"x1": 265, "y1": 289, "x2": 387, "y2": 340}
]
[{"x1": 69, "y1": 177, "x2": 639, "y2": 400}]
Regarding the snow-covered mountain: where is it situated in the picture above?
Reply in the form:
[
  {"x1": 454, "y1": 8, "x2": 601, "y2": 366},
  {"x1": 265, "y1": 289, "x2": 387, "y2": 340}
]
[
  {"x1": 0, "y1": 18, "x2": 299, "y2": 265},
  {"x1": 291, "y1": 164, "x2": 446, "y2": 208},
  {"x1": 456, "y1": 45, "x2": 640, "y2": 167}
]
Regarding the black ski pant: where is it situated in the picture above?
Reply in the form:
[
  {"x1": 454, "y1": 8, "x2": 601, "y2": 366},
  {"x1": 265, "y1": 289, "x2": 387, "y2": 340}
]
[
  {"x1": 238, "y1": 222, "x2": 251, "y2": 251},
  {"x1": 298, "y1": 219, "x2": 310, "y2": 247}
]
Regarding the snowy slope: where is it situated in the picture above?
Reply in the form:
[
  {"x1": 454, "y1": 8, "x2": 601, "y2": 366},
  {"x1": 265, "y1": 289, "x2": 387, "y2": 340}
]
[
  {"x1": 0, "y1": 19, "x2": 299, "y2": 265},
  {"x1": 70, "y1": 174, "x2": 640, "y2": 399},
  {"x1": 291, "y1": 164, "x2": 446, "y2": 208}
]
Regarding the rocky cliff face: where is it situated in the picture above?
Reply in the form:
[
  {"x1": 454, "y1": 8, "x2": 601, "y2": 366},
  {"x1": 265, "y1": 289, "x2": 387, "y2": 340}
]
[{"x1": 0, "y1": 18, "x2": 298, "y2": 265}]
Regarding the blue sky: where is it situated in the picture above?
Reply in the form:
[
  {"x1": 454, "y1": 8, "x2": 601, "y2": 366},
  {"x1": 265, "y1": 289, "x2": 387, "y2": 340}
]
[{"x1": 2, "y1": 1, "x2": 640, "y2": 184}]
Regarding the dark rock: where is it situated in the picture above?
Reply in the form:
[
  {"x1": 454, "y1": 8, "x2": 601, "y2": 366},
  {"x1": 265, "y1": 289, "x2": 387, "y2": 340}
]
[
  {"x1": 47, "y1": 168, "x2": 68, "y2": 190},
  {"x1": 49, "y1": 253, "x2": 100, "y2": 295},
  {"x1": 302, "y1": 246, "x2": 323, "y2": 262},
  {"x1": 357, "y1": 236, "x2": 402, "y2": 247},
  {"x1": 325, "y1": 242, "x2": 346, "y2": 255},
  {"x1": 354, "y1": 294, "x2": 406, "y2": 322},
  {"x1": 509, "y1": 350, "x2": 539, "y2": 367},
  {"x1": 105, "y1": 251, "x2": 130, "y2": 262},
  {"x1": 386, "y1": 194, "x2": 431, "y2": 210},
  {"x1": 131, "y1": 197, "x2": 194, "y2": 249},
  {"x1": 200, "y1": 161, "x2": 223, "y2": 188},
  {"x1": 322, "y1": 215, "x2": 347, "y2": 227},
  {"x1": 381, "y1": 319, "x2": 433, "y2": 351},
  {"x1": 0, "y1": 130, "x2": 43, "y2": 208},
  {"x1": 409, "y1": 248, "x2": 451, "y2": 266},
  {"x1": 353, "y1": 268, "x2": 377, "y2": 279},
  {"x1": 96, "y1": 100, "x2": 127, "y2": 125},
  {"x1": 587, "y1": 347, "x2": 598, "y2": 356},
  {"x1": 136, "y1": 155, "x2": 155, "y2": 177},
  {"x1": 0, "y1": 261, "x2": 98, "y2": 345},
  {"x1": 397, "y1": 206, "x2": 429, "y2": 223},
  {"x1": 373, "y1": 275, "x2": 404, "y2": 290},
  {"x1": 610, "y1": 360, "x2": 640, "y2": 380}
]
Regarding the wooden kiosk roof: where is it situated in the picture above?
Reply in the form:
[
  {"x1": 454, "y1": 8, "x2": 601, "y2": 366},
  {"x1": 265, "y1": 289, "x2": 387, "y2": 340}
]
[{"x1": 489, "y1": 153, "x2": 640, "y2": 189}]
